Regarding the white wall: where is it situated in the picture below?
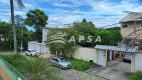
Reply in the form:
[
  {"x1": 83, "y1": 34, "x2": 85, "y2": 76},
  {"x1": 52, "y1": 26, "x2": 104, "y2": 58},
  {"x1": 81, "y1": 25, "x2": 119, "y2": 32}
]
[
  {"x1": 73, "y1": 47, "x2": 98, "y2": 63},
  {"x1": 135, "y1": 53, "x2": 142, "y2": 71},
  {"x1": 42, "y1": 28, "x2": 49, "y2": 43},
  {"x1": 28, "y1": 41, "x2": 48, "y2": 53}
]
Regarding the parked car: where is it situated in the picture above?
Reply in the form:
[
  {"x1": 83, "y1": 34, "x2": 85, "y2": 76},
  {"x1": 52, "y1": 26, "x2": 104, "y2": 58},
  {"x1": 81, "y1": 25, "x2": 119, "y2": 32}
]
[
  {"x1": 123, "y1": 52, "x2": 132, "y2": 62},
  {"x1": 49, "y1": 56, "x2": 72, "y2": 69},
  {"x1": 26, "y1": 49, "x2": 39, "y2": 56}
]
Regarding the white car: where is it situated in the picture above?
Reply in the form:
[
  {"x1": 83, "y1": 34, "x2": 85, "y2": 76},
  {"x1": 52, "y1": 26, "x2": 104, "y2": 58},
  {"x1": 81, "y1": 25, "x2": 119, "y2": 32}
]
[{"x1": 26, "y1": 49, "x2": 39, "y2": 56}]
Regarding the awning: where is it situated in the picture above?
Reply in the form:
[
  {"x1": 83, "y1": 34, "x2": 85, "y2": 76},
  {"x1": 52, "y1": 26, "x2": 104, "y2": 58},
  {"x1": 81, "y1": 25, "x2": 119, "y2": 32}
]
[{"x1": 95, "y1": 45, "x2": 137, "y2": 53}]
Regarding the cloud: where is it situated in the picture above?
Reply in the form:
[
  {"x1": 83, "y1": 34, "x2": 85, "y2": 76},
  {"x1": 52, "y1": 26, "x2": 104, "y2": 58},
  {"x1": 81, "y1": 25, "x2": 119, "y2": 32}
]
[{"x1": 1, "y1": 0, "x2": 142, "y2": 28}]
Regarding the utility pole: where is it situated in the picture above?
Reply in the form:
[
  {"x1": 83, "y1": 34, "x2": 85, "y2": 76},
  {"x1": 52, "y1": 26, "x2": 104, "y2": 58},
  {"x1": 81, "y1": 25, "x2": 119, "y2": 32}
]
[{"x1": 21, "y1": 23, "x2": 24, "y2": 52}]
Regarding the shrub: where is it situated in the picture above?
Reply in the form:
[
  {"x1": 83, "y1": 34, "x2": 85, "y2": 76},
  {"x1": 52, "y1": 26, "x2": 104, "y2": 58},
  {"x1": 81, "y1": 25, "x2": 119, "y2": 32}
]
[
  {"x1": 65, "y1": 57, "x2": 93, "y2": 71},
  {"x1": 0, "y1": 54, "x2": 29, "y2": 72},
  {"x1": 129, "y1": 71, "x2": 142, "y2": 80}
]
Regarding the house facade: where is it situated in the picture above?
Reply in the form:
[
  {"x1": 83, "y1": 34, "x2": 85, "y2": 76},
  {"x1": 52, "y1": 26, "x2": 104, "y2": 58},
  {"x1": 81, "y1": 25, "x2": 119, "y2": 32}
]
[{"x1": 120, "y1": 12, "x2": 142, "y2": 39}]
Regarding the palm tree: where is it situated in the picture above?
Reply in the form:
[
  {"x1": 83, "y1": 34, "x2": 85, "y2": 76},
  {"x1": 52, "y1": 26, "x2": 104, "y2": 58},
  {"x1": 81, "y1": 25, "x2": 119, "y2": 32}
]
[
  {"x1": 21, "y1": 58, "x2": 61, "y2": 80},
  {"x1": 10, "y1": 0, "x2": 25, "y2": 53}
]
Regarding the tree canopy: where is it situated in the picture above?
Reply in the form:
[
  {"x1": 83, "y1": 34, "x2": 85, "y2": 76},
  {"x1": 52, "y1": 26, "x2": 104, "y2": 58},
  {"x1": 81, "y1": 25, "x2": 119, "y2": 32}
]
[
  {"x1": 24, "y1": 9, "x2": 48, "y2": 30},
  {"x1": 0, "y1": 21, "x2": 31, "y2": 50},
  {"x1": 24, "y1": 9, "x2": 48, "y2": 42}
]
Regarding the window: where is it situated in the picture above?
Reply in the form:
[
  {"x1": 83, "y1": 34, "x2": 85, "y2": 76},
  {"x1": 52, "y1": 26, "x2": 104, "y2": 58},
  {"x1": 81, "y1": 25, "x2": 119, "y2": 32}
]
[
  {"x1": 54, "y1": 59, "x2": 59, "y2": 62},
  {"x1": 59, "y1": 58, "x2": 66, "y2": 62},
  {"x1": 140, "y1": 24, "x2": 142, "y2": 28},
  {"x1": 122, "y1": 24, "x2": 128, "y2": 28},
  {"x1": 51, "y1": 58, "x2": 55, "y2": 60}
]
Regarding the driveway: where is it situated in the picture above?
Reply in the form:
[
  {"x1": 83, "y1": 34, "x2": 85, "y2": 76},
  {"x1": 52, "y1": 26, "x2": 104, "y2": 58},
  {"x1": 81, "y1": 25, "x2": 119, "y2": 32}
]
[
  {"x1": 86, "y1": 58, "x2": 131, "y2": 80},
  {"x1": 59, "y1": 69, "x2": 106, "y2": 80}
]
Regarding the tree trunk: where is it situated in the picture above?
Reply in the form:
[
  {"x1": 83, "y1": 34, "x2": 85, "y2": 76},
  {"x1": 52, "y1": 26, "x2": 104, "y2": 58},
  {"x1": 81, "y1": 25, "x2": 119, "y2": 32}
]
[{"x1": 10, "y1": 0, "x2": 17, "y2": 53}]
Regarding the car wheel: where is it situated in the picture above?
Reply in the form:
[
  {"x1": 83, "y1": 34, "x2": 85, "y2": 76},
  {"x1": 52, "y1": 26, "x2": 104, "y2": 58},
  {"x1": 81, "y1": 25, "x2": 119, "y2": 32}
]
[
  {"x1": 59, "y1": 65, "x2": 63, "y2": 69},
  {"x1": 26, "y1": 53, "x2": 28, "y2": 56},
  {"x1": 123, "y1": 59, "x2": 126, "y2": 62}
]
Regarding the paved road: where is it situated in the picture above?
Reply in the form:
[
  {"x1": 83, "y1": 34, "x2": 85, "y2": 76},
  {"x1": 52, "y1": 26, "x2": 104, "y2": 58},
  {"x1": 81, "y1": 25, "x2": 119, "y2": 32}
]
[
  {"x1": 59, "y1": 69, "x2": 105, "y2": 80},
  {"x1": 86, "y1": 59, "x2": 131, "y2": 80}
]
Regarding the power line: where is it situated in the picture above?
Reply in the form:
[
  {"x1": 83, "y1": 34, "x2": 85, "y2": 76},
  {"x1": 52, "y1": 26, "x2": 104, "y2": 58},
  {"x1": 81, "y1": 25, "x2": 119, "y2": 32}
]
[
  {"x1": 49, "y1": 0, "x2": 109, "y2": 22},
  {"x1": 99, "y1": 23, "x2": 120, "y2": 28}
]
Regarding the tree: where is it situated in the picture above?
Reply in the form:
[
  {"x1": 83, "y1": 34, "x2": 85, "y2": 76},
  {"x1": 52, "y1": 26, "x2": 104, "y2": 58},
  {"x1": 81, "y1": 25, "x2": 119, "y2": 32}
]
[
  {"x1": 25, "y1": 9, "x2": 48, "y2": 42},
  {"x1": 20, "y1": 58, "x2": 61, "y2": 80},
  {"x1": 72, "y1": 19, "x2": 96, "y2": 47},
  {"x1": 0, "y1": 21, "x2": 31, "y2": 50},
  {"x1": 46, "y1": 29, "x2": 77, "y2": 56},
  {"x1": 82, "y1": 18, "x2": 87, "y2": 23},
  {"x1": 15, "y1": 15, "x2": 24, "y2": 26},
  {"x1": 10, "y1": 0, "x2": 25, "y2": 53}
]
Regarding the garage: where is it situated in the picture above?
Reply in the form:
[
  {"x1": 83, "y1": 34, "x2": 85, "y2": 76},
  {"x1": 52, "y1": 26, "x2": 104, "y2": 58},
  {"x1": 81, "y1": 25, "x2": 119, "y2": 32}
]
[
  {"x1": 95, "y1": 45, "x2": 135, "y2": 72},
  {"x1": 98, "y1": 49, "x2": 105, "y2": 66}
]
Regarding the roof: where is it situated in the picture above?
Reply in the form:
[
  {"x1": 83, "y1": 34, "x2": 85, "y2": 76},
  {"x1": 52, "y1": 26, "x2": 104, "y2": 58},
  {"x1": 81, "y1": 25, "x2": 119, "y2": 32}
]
[
  {"x1": 120, "y1": 12, "x2": 142, "y2": 23},
  {"x1": 42, "y1": 27, "x2": 68, "y2": 29},
  {"x1": 95, "y1": 45, "x2": 137, "y2": 53}
]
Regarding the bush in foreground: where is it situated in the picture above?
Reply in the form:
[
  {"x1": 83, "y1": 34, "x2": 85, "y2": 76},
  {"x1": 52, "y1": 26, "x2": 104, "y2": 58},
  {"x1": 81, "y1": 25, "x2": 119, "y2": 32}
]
[
  {"x1": 0, "y1": 54, "x2": 28, "y2": 71},
  {"x1": 0, "y1": 54, "x2": 62, "y2": 80}
]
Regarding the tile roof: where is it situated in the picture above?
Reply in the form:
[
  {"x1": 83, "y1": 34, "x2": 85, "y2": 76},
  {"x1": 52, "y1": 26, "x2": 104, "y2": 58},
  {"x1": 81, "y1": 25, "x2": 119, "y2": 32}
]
[
  {"x1": 95, "y1": 45, "x2": 137, "y2": 53},
  {"x1": 120, "y1": 12, "x2": 142, "y2": 23}
]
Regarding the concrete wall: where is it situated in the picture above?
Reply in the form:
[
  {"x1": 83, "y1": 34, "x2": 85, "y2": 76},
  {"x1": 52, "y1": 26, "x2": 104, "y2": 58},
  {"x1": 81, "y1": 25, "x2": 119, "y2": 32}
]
[
  {"x1": 73, "y1": 47, "x2": 98, "y2": 63},
  {"x1": 135, "y1": 53, "x2": 142, "y2": 71},
  {"x1": 28, "y1": 41, "x2": 48, "y2": 53},
  {"x1": 121, "y1": 21, "x2": 142, "y2": 39}
]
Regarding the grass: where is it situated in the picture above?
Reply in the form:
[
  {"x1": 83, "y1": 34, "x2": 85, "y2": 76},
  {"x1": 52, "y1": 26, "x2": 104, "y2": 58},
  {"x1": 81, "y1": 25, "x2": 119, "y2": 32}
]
[
  {"x1": 128, "y1": 72, "x2": 142, "y2": 80},
  {"x1": 65, "y1": 57, "x2": 93, "y2": 71},
  {"x1": 0, "y1": 48, "x2": 12, "y2": 51}
]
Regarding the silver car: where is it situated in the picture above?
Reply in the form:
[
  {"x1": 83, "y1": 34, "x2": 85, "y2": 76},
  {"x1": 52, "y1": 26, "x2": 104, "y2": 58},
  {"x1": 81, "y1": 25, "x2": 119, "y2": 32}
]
[
  {"x1": 123, "y1": 52, "x2": 132, "y2": 62},
  {"x1": 50, "y1": 56, "x2": 72, "y2": 69}
]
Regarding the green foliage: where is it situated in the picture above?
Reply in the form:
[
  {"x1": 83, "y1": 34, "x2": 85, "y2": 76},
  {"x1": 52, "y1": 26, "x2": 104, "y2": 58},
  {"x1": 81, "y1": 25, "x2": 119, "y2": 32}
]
[
  {"x1": 25, "y1": 9, "x2": 48, "y2": 29},
  {"x1": 0, "y1": 54, "x2": 62, "y2": 80},
  {"x1": 65, "y1": 57, "x2": 93, "y2": 71},
  {"x1": 20, "y1": 58, "x2": 61, "y2": 80},
  {"x1": 98, "y1": 27, "x2": 122, "y2": 46},
  {"x1": 0, "y1": 21, "x2": 31, "y2": 50},
  {"x1": 47, "y1": 29, "x2": 77, "y2": 56},
  {"x1": 0, "y1": 54, "x2": 28, "y2": 71},
  {"x1": 47, "y1": 19, "x2": 122, "y2": 48},
  {"x1": 129, "y1": 72, "x2": 142, "y2": 80},
  {"x1": 24, "y1": 9, "x2": 48, "y2": 42}
]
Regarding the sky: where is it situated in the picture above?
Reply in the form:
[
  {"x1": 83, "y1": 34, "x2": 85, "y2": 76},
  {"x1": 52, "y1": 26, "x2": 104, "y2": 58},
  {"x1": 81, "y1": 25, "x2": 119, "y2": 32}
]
[{"x1": 0, "y1": 0, "x2": 142, "y2": 28}]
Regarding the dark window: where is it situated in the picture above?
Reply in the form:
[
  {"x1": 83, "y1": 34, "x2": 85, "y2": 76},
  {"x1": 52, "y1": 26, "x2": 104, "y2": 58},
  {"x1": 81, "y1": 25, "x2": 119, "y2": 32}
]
[
  {"x1": 51, "y1": 58, "x2": 55, "y2": 60},
  {"x1": 122, "y1": 24, "x2": 128, "y2": 28},
  {"x1": 140, "y1": 24, "x2": 142, "y2": 28},
  {"x1": 54, "y1": 59, "x2": 59, "y2": 62},
  {"x1": 28, "y1": 50, "x2": 30, "y2": 52}
]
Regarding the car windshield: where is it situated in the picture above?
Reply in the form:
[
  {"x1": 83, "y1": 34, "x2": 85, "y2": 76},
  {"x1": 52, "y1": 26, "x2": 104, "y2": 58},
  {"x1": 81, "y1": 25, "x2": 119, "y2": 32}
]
[
  {"x1": 59, "y1": 58, "x2": 66, "y2": 62},
  {"x1": 30, "y1": 50, "x2": 37, "y2": 52}
]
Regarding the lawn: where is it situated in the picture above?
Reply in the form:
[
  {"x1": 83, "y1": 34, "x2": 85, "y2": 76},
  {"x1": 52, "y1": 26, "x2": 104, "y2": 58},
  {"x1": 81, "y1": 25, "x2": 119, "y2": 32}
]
[{"x1": 65, "y1": 57, "x2": 93, "y2": 71}]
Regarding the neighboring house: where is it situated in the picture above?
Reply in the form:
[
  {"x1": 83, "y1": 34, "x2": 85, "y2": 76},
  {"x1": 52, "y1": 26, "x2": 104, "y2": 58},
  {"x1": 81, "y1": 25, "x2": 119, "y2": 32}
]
[
  {"x1": 42, "y1": 27, "x2": 50, "y2": 43},
  {"x1": 95, "y1": 12, "x2": 142, "y2": 72},
  {"x1": 120, "y1": 12, "x2": 142, "y2": 39},
  {"x1": 63, "y1": 23, "x2": 73, "y2": 28}
]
